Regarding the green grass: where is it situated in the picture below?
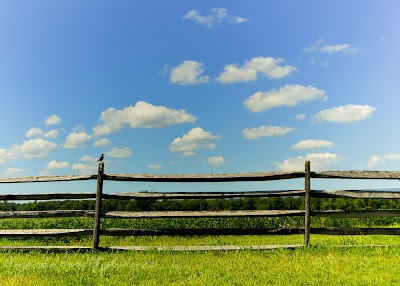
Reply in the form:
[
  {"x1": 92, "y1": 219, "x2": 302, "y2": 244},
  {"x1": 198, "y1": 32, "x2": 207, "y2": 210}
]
[
  {"x1": 1, "y1": 246, "x2": 400, "y2": 285},
  {"x1": 1, "y1": 217, "x2": 400, "y2": 285}
]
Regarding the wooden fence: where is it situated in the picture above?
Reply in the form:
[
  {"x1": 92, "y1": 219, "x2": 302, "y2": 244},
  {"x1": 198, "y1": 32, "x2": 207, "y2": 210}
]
[{"x1": 1, "y1": 161, "x2": 400, "y2": 251}]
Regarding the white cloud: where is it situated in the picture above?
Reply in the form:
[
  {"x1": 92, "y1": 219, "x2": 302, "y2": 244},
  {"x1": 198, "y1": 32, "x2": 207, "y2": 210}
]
[
  {"x1": 368, "y1": 155, "x2": 400, "y2": 167},
  {"x1": 93, "y1": 101, "x2": 197, "y2": 136},
  {"x1": 63, "y1": 132, "x2": 92, "y2": 149},
  {"x1": 11, "y1": 139, "x2": 57, "y2": 159},
  {"x1": 72, "y1": 163, "x2": 97, "y2": 174},
  {"x1": 242, "y1": 126, "x2": 295, "y2": 140},
  {"x1": 183, "y1": 8, "x2": 248, "y2": 28},
  {"x1": 232, "y1": 16, "x2": 249, "y2": 24},
  {"x1": 169, "y1": 61, "x2": 209, "y2": 85},
  {"x1": 4, "y1": 168, "x2": 25, "y2": 176},
  {"x1": 106, "y1": 147, "x2": 132, "y2": 158},
  {"x1": 169, "y1": 127, "x2": 221, "y2": 155},
  {"x1": 244, "y1": 84, "x2": 327, "y2": 113},
  {"x1": 275, "y1": 153, "x2": 342, "y2": 171},
  {"x1": 45, "y1": 115, "x2": 62, "y2": 126},
  {"x1": 207, "y1": 156, "x2": 224, "y2": 167},
  {"x1": 303, "y1": 39, "x2": 359, "y2": 54},
  {"x1": 291, "y1": 140, "x2": 335, "y2": 150},
  {"x1": 147, "y1": 164, "x2": 161, "y2": 170},
  {"x1": 93, "y1": 138, "x2": 112, "y2": 147},
  {"x1": 47, "y1": 160, "x2": 70, "y2": 170},
  {"x1": 296, "y1": 114, "x2": 306, "y2": 120},
  {"x1": 217, "y1": 57, "x2": 296, "y2": 83},
  {"x1": 1, "y1": 139, "x2": 57, "y2": 162},
  {"x1": 26, "y1": 128, "x2": 58, "y2": 139},
  {"x1": 26, "y1": 127, "x2": 43, "y2": 138},
  {"x1": 80, "y1": 156, "x2": 98, "y2": 162},
  {"x1": 320, "y1": 44, "x2": 358, "y2": 54},
  {"x1": 0, "y1": 148, "x2": 17, "y2": 164},
  {"x1": 44, "y1": 130, "x2": 59, "y2": 139},
  {"x1": 302, "y1": 38, "x2": 325, "y2": 52},
  {"x1": 312, "y1": 104, "x2": 376, "y2": 123}
]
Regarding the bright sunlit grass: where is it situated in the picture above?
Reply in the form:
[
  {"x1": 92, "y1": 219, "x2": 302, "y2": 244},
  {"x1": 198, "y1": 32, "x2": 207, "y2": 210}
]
[{"x1": 1, "y1": 245, "x2": 400, "y2": 285}]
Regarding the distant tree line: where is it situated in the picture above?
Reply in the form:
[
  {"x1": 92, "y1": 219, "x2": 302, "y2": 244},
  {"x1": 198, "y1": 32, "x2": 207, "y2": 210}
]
[{"x1": 1, "y1": 197, "x2": 400, "y2": 212}]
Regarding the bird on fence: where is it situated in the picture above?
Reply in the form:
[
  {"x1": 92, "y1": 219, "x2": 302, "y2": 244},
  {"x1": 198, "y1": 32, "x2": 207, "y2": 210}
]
[{"x1": 97, "y1": 154, "x2": 104, "y2": 162}]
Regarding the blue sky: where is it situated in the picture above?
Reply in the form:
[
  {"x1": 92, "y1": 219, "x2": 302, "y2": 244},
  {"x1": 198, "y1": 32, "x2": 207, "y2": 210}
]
[{"x1": 1, "y1": 1, "x2": 400, "y2": 192}]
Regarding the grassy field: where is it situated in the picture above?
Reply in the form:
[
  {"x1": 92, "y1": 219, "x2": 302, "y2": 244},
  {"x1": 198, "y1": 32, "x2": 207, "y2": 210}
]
[
  {"x1": 1, "y1": 243, "x2": 400, "y2": 285},
  {"x1": 1, "y1": 217, "x2": 400, "y2": 285}
]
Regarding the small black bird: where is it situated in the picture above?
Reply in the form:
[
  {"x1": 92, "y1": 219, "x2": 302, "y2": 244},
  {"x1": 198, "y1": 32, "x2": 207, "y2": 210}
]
[{"x1": 97, "y1": 154, "x2": 104, "y2": 162}]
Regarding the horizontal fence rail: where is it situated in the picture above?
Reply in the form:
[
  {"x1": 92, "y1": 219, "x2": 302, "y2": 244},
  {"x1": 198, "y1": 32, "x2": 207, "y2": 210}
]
[
  {"x1": 0, "y1": 193, "x2": 96, "y2": 201},
  {"x1": 1, "y1": 161, "x2": 400, "y2": 251},
  {"x1": 103, "y1": 190, "x2": 305, "y2": 200},
  {"x1": 0, "y1": 174, "x2": 97, "y2": 184},
  {"x1": 312, "y1": 171, "x2": 400, "y2": 179},
  {"x1": 311, "y1": 190, "x2": 400, "y2": 199},
  {"x1": 103, "y1": 171, "x2": 305, "y2": 182}
]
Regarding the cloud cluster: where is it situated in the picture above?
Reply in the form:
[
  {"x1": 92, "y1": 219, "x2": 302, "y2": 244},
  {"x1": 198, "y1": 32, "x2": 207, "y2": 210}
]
[
  {"x1": 242, "y1": 126, "x2": 295, "y2": 140},
  {"x1": 169, "y1": 61, "x2": 209, "y2": 85},
  {"x1": 244, "y1": 84, "x2": 327, "y2": 113},
  {"x1": 207, "y1": 156, "x2": 224, "y2": 167},
  {"x1": 275, "y1": 153, "x2": 342, "y2": 171},
  {"x1": 45, "y1": 115, "x2": 62, "y2": 126},
  {"x1": 93, "y1": 101, "x2": 197, "y2": 136},
  {"x1": 291, "y1": 140, "x2": 335, "y2": 150},
  {"x1": 368, "y1": 155, "x2": 400, "y2": 167},
  {"x1": 106, "y1": 147, "x2": 132, "y2": 158},
  {"x1": 169, "y1": 127, "x2": 221, "y2": 157},
  {"x1": 147, "y1": 164, "x2": 162, "y2": 170},
  {"x1": 47, "y1": 160, "x2": 70, "y2": 170},
  {"x1": 4, "y1": 168, "x2": 25, "y2": 176},
  {"x1": 25, "y1": 127, "x2": 59, "y2": 139},
  {"x1": 93, "y1": 138, "x2": 112, "y2": 147},
  {"x1": 183, "y1": 8, "x2": 249, "y2": 28},
  {"x1": 11, "y1": 139, "x2": 57, "y2": 160},
  {"x1": 167, "y1": 57, "x2": 296, "y2": 85},
  {"x1": 217, "y1": 57, "x2": 296, "y2": 83},
  {"x1": 312, "y1": 105, "x2": 376, "y2": 123},
  {"x1": 303, "y1": 39, "x2": 359, "y2": 54},
  {"x1": 63, "y1": 132, "x2": 92, "y2": 149}
]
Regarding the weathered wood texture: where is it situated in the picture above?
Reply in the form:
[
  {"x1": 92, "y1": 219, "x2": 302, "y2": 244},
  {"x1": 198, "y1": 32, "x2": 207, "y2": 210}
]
[
  {"x1": 2, "y1": 170, "x2": 400, "y2": 184},
  {"x1": 100, "y1": 228, "x2": 304, "y2": 236},
  {"x1": 103, "y1": 171, "x2": 305, "y2": 182},
  {"x1": 104, "y1": 190, "x2": 305, "y2": 200},
  {"x1": 0, "y1": 229, "x2": 92, "y2": 237},
  {"x1": 304, "y1": 161, "x2": 311, "y2": 247},
  {"x1": 93, "y1": 162, "x2": 104, "y2": 249},
  {"x1": 0, "y1": 193, "x2": 96, "y2": 201},
  {"x1": 0, "y1": 210, "x2": 95, "y2": 219},
  {"x1": 311, "y1": 190, "x2": 400, "y2": 199},
  {"x1": 312, "y1": 171, "x2": 400, "y2": 179},
  {"x1": 312, "y1": 210, "x2": 400, "y2": 218},
  {"x1": 0, "y1": 174, "x2": 96, "y2": 184},
  {"x1": 0, "y1": 246, "x2": 93, "y2": 252},
  {"x1": 3, "y1": 163, "x2": 400, "y2": 249},
  {"x1": 0, "y1": 245, "x2": 304, "y2": 252},
  {"x1": 108, "y1": 245, "x2": 304, "y2": 251},
  {"x1": 102, "y1": 210, "x2": 305, "y2": 219}
]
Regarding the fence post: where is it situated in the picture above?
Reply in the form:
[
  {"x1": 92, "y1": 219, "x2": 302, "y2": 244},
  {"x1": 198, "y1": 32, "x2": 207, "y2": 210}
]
[
  {"x1": 92, "y1": 162, "x2": 104, "y2": 249},
  {"x1": 304, "y1": 161, "x2": 311, "y2": 246}
]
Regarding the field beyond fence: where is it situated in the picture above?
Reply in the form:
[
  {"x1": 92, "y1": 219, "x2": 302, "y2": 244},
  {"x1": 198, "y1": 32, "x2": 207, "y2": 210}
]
[{"x1": 1, "y1": 161, "x2": 400, "y2": 251}]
